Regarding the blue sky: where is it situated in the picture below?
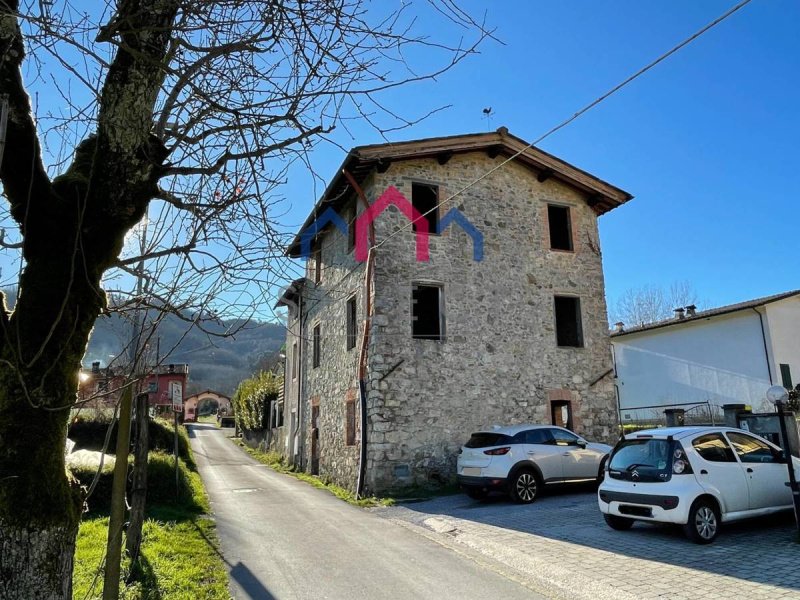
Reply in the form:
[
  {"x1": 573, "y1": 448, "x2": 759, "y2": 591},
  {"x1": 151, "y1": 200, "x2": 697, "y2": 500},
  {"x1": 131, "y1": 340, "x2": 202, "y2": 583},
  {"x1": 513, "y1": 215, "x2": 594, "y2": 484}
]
[
  {"x1": 4, "y1": 1, "x2": 797, "y2": 322},
  {"x1": 278, "y1": 0, "x2": 799, "y2": 313}
]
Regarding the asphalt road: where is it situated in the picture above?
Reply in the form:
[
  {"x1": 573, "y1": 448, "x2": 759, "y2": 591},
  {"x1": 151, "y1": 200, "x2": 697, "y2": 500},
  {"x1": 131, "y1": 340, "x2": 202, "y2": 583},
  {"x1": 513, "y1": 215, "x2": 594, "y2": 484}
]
[{"x1": 188, "y1": 424, "x2": 544, "y2": 600}]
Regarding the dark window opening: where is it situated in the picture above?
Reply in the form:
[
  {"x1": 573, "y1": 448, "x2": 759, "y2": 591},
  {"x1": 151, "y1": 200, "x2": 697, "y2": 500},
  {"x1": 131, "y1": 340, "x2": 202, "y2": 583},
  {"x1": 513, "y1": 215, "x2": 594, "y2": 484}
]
[
  {"x1": 312, "y1": 324, "x2": 321, "y2": 368},
  {"x1": 548, "y1": 205, "x2": 573, "y2": 251},
  {"x1": 780, "y1": 363, "x2": 793, "y2": 390},
  {"x1": 412, "y1": 284, "x2": 443, "y2": 340},
  {"x1": 312, "y1": 246, "x2": 321, "y2": 284},
  {"x1": 412, "y1": 183, "x2": 439, "y2": 235},
  {"x1": 550, "y1": 402, "x2": 574, "y2": 431},
  {"x1": 345, "y1": 399, "x2": 356, "y2": 446},
  {"x1": 346, "y1": 296, "x2": 357, "y2": 350},
  {"x1": 554, "y1": 296, "x2": 583, "y2": 347}
]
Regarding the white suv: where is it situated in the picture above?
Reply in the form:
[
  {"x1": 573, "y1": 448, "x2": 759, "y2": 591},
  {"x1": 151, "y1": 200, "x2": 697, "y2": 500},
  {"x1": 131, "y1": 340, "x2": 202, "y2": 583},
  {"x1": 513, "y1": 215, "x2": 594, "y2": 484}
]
[
  {"x1": 598, "y1": 426, "x2": 800, "y2": 543},
  {"x1": 457, "y1": 424, "x2": 611, "y2": 503}
]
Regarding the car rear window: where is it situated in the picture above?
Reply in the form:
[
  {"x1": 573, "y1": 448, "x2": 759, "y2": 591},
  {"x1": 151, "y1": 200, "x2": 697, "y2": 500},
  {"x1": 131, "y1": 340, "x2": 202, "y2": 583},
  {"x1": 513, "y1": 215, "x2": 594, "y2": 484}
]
[
  {"x1": 608, "y1": 438, "x2": 672, "y2": 482},
  {"x1": 464, "y1": 432, "x2": 512, "y2": 448}
]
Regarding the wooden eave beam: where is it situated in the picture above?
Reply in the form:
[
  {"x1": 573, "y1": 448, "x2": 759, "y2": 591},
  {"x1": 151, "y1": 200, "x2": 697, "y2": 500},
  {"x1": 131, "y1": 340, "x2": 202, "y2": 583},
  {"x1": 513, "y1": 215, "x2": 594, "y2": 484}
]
[
  {"x1": 437, "y1": 151, "x2": 454, "y2": 165},
  {"x1": 486, "y1": 145, "x2": 503, "y2": 159},
  {"x1": 376, "y1": 159, "x2": 391, "y2": 173}
]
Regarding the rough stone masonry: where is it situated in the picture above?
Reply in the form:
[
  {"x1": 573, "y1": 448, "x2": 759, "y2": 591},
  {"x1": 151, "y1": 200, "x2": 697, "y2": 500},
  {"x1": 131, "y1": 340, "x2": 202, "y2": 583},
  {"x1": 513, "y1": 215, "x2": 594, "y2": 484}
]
[{"x1": 283, "y1": 131, "x2": 630, "y2": 494}]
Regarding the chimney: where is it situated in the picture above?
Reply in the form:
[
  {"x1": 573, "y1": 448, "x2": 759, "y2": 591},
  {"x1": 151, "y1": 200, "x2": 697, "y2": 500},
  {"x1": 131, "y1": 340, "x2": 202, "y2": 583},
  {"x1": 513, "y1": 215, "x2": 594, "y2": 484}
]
[
  {"x1": 91, "y1": 361, "x2": 101, "y2": 373},
  {"x1": 674, "y1": 307, "x2": 686, "y2": 320},
  {"x1": 614, "y1": 322, "x2": 625, "y2": 333},
  {"x1": 685, "y1": 304, "x2": 697, "y2": 317}
]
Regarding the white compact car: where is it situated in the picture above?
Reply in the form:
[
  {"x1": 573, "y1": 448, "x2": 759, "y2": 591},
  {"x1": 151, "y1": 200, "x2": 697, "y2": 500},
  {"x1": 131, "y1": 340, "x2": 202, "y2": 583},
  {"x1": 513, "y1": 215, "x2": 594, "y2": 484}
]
[
  {"x1": 457, "y1": 424, "x2": 612, "y2": 503},
  {"x1": 598, "y1": 426, "x2": 800, "y2": 543}
]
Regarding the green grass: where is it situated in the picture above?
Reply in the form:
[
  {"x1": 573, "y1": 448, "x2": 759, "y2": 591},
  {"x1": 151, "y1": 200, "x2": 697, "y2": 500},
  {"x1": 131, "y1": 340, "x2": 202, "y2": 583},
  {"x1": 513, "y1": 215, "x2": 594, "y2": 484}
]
[
  {"x1": 235, "y1": 441, "x2": 394, "y2": 508},
  {"x1": 197, "y1": 415, "x2": 218, "y2": 425},
  {"x1": 73, "y1": 431, "x2": 229, "y2": 599}
]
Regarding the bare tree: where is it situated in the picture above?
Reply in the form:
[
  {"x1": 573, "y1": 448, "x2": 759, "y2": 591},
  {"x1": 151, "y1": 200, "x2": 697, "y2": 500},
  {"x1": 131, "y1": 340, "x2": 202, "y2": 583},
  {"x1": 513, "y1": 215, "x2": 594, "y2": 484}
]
[
  {"x1": 611, "y1": 280, "x2": 701, "y2": 327},
  {"x1": 0, "y1": 1, "x2": 491, "y2": 596}
]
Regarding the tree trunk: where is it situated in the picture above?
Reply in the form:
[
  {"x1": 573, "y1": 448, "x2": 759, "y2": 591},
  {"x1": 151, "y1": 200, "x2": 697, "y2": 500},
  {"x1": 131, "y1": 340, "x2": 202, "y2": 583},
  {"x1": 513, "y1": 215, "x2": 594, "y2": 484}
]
[{"x1": 0, "y1": 520, "x2": 78, "y2": 600}]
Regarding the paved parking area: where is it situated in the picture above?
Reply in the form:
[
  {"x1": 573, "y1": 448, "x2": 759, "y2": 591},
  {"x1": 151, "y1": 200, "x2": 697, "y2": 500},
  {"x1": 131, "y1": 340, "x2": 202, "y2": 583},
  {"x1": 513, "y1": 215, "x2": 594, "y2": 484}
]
[{"x1": 373, "y1": 485, "x2": 800, "y2": 600}]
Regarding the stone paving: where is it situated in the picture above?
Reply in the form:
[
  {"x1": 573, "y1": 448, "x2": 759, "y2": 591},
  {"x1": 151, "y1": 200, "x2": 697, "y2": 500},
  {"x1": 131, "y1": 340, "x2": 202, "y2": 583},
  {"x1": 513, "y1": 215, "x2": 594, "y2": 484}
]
[{"x1": 372, "y1": 485, "x2": 800, "y2": 599}]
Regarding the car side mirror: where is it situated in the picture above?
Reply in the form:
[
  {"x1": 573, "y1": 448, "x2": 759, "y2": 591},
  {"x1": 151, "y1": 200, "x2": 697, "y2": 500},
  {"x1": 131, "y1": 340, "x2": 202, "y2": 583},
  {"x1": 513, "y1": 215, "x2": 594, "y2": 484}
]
[
  {"x1": 576, "y1": 440, "x2": 587, "y2": 448},
  {"x1": 775, "y1": 449, "x2": 786, "y2": 462}
]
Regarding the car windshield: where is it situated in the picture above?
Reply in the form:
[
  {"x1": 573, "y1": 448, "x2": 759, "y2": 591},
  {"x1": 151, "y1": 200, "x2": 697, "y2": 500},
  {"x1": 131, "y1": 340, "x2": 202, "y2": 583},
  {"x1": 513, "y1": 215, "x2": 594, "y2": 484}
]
[
  {"x1": 464, "y1": 432, "x2": 512, "y2": 448},
  {"x1": 608, "y1": 438, "x2": 672, "y2": 482}
]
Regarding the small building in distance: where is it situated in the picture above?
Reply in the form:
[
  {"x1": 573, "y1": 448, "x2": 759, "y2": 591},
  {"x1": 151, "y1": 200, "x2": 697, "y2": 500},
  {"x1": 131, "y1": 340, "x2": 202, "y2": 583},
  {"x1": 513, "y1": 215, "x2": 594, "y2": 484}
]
[
  {"x1": 77, "y1": 361, "x2": 189, "y2": 415},
  {"x1": 183, "y1": 390, "x2": 232, "y2": 422}
]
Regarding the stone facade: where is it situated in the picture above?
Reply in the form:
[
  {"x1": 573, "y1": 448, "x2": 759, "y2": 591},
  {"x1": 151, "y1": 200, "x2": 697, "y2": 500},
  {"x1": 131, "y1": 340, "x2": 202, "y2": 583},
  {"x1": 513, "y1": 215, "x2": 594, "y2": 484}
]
[{"x1": 280, "y1": 139, "x2": 625, "y2": 494}]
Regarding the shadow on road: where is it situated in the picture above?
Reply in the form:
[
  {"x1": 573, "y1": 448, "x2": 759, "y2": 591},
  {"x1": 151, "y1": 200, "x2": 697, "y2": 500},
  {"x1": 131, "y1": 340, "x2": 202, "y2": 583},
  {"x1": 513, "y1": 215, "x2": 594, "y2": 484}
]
[{"x1": 395, "y1": 484, "x2": 800, "y2": 592}]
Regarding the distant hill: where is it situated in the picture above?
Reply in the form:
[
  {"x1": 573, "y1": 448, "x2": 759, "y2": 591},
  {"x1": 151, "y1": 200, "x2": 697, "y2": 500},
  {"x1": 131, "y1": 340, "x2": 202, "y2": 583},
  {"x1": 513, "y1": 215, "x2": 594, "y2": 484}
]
[
  {"x1": 84, "y1": 312, "x2": 286, "y2": 397},
  {"x1": 3, "y1": 286, "x2": 287, "y2": 395}
]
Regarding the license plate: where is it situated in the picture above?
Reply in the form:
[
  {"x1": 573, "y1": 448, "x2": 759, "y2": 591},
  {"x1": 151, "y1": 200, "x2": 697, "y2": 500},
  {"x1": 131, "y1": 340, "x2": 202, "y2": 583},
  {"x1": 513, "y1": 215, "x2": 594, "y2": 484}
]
[{"x1": 462, "y1": 467, "x2": 481, "y2": 476}]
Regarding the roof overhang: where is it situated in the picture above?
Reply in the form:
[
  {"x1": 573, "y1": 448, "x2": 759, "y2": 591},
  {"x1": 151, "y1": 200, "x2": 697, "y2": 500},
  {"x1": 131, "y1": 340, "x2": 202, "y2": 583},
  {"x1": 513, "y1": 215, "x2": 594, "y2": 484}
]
[
  {"x1": 286, "y1": 127, "x2": 633, "y2": 257},
  {"x1": 611, "y1": 290, "x2": 800, "y2": 338},
  {"x1": 274, "y1": 277, "x2": 307, "y2": 309}
]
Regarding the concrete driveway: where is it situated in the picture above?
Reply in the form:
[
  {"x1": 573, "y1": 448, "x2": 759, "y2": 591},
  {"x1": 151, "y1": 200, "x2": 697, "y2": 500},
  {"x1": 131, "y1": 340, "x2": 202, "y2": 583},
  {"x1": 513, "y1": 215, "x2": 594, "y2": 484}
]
[
  {"x1": 374, "y1": 484, "x2": 800, "y2": 600},
  {"x1": 188, "y1": 423, "x2": 545, "y2": 599}
]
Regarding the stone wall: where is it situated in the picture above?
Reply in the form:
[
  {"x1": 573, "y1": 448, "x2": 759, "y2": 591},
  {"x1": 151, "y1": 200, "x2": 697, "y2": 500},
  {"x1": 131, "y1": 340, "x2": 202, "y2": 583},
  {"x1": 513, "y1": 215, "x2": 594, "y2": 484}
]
[
  {"x1": 360, "y1": 152, "x2": 618, "y2": 493},
  {"x1": 297, "y1": 195, "x2": 368, "y2": 491}
]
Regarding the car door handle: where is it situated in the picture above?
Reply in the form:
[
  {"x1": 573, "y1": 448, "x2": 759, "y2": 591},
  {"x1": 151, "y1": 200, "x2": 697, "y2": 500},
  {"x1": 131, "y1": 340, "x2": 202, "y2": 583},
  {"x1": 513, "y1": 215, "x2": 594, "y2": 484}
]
[
  {"x1": 700, "y1": 469, "x2": 708, "y2": 475},
  {"x1": 562, "y1": 452, "x2": 571, "y2": 457},
  {"x1": 747, "y1": 468, "x2": 754, "y2": 473},
  {"x1": 527, "y1": 450, "x2": 535, "y2": 455}
]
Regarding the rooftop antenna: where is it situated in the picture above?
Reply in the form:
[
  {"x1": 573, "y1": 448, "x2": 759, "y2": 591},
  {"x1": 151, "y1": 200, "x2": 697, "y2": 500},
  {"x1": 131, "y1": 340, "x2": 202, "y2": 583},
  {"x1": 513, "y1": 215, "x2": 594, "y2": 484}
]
[{"x1": 482, "y1": 107, "x2": 494, "y2": 131}]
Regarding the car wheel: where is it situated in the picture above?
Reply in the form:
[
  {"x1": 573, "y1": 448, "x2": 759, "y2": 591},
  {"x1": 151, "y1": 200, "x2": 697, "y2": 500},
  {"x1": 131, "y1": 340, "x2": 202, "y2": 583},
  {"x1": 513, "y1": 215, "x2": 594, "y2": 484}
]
[
  {"x1": 465, "y1": 487, "x2": 489, "y2": 501},
  {"x1": 510, "y1": 469, "x2": 539, "y2": 504},
  {"x1": 603, "y1": 513, "x2": 634, "y2": 531},
  {"x1": 683, "y1": 499, "x2": 720, "y2": 544}
]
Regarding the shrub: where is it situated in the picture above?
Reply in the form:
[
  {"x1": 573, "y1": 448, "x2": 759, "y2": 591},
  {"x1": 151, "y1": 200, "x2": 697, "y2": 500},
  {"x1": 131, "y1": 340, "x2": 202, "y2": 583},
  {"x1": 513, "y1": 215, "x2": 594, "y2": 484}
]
[
  {"x1": 71, "y1": 451, "x2": 205, "y2": 514},
  {"x1": 68, "y1": 414, "x2": 193, "y2": 465},
  {"x1": 231, "y1": 371, "x2": 282, "y2": 432}
]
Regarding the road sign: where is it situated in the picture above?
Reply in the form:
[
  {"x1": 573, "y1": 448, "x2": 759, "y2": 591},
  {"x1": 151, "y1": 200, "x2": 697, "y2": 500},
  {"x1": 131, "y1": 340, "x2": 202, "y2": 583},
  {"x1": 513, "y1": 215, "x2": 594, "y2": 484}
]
[{"x1": 170, "y1": 381, "x2": 183, "y2": 412}]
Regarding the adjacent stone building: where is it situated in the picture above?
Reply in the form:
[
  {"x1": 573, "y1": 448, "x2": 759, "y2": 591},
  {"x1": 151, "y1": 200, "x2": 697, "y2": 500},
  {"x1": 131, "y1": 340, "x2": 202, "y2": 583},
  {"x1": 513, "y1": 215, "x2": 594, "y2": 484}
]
[{"x1": 276, "y1": 128, "x2": 633, "y2": 494}]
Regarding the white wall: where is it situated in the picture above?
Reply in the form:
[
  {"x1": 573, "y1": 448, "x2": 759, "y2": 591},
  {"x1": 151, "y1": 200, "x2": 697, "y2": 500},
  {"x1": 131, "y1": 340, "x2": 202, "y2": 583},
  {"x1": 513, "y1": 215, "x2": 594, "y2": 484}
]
[
  {"x1": 613, "y1": 311, "x2": 773, "y2": 414},
  {"x1": 764, "y1": 296, "x2": 800, "y2": 389}
]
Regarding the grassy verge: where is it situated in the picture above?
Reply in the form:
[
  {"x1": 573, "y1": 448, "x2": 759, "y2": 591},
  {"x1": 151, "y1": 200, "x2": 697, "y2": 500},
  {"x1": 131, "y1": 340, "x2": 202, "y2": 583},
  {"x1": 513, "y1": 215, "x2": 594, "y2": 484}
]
[
  {"x1": 72, "y1": 436, "x2": 229, "y2": 599},
  {"x1": 235, "y1": 441, "x2": 393, "y2": 508},
  {"x1": 197, "y1": 415, "x2": 218, "y2": 425}
]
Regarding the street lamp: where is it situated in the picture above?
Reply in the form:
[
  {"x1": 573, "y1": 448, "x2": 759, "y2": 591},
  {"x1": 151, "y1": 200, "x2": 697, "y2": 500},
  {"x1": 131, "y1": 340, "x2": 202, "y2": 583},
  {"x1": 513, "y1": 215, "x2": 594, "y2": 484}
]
[{"x1": 766, "y1": 385, "x2": 800, "y2": 535}]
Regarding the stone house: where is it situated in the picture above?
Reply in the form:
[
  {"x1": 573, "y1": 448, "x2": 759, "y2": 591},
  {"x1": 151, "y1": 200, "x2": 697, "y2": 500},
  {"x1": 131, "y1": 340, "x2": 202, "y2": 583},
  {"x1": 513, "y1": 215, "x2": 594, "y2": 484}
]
[{"x1": 276, "y1": 128, "x2": 633, "y2": 494}]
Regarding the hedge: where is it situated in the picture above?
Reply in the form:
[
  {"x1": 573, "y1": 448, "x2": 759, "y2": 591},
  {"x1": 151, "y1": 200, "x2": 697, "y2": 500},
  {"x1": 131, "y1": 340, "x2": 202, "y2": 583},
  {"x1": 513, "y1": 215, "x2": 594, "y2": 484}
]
[
  {"x1": 231, "y1": 370, "x2": 282, "y2": 431},
  {"x1": 71, "y1": 451, "x2": 206, "y2": 514},
  {"x1": 69, "y1": 414, "x2": 193, "y2": 467}
]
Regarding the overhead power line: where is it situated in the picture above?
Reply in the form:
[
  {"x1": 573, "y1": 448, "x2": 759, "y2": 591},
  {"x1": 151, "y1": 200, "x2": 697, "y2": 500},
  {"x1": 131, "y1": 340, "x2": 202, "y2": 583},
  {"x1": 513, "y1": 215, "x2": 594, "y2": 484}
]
[
  {"x1": 286, "y1": 0, "x2": 754, "y2": 319},
  {"x1": 372, "y1": 0, "x2": 754, "y2": 251}
]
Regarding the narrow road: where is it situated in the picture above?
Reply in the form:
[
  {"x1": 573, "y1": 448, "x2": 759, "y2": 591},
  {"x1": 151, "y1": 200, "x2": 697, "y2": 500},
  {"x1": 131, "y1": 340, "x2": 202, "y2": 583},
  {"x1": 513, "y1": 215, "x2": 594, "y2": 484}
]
[{"x1": 189, "y1": 424, "x2": 544, "y2": 600}]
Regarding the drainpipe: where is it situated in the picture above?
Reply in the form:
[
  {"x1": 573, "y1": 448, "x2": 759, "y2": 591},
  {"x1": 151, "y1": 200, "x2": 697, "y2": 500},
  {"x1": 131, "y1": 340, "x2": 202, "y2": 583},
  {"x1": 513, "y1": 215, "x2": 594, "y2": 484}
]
[
  {"x1": 295, "y1": 292, "x2": 305, "y2": 467},
  {"x1": 344, "y1": 170, "x2": 375, "y2": 498},
  {"x1": 753, "y1": 307, "x2": 773, "y2": 385}
]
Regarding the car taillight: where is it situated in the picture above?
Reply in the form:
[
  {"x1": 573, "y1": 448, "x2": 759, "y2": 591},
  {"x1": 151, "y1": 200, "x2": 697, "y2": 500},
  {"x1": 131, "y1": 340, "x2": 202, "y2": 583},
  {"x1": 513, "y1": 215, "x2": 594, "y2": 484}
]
[
  {"x1": 484, "y1": 447, "x2": 510, "y2": 455},
  {"x1": 672, "y1": 444, "x2": 693, "y2": 474}
]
